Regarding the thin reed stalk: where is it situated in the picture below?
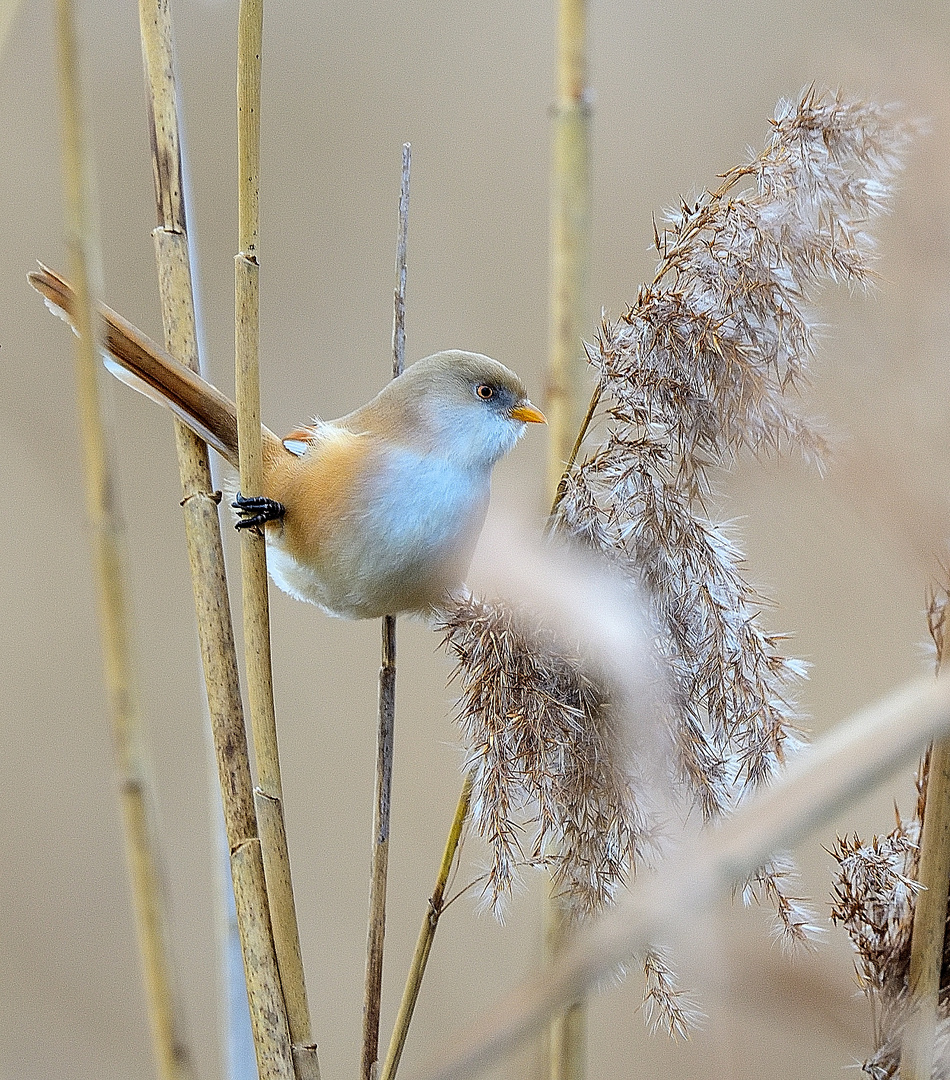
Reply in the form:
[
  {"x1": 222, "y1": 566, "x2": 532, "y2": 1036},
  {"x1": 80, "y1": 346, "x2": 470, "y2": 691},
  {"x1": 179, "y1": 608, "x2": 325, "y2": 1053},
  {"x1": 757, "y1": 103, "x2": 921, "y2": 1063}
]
[
  {"x1": 137, "y1": 3, "x2": 295, "y2": 1077},
  {"x1": 545, "y1": 1, "x2": 591, "y2": 1075},
  {"x1": 900, "y1": 595, "x2": 950, "y2": 1079},
  {"x1": 55, "y1": 5, "x2": 193, "y2": 1079},
  {"x1": 362, "y1": 142, "x2": 411, "y2": 1080},
  {"x1": 235, "y1": 4, "x2": 320, "y2": 1076},
  {"x1": 380, "y1": 772, "x2": 474, "y2": 1080}
]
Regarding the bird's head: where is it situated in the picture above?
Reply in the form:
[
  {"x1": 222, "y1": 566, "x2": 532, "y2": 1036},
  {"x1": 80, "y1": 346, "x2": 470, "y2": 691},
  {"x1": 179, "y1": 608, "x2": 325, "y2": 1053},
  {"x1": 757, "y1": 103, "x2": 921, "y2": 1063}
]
[{"x1": 356, "y1": 350, "x2": 546, "y2": 469}]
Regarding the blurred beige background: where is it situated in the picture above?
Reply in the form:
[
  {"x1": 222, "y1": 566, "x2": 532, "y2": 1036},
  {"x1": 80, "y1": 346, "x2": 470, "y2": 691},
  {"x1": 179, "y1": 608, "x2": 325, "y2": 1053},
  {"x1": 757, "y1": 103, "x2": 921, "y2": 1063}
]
[{"x1": 3, "y1": 1, "x2": 950, "y2": 1078}]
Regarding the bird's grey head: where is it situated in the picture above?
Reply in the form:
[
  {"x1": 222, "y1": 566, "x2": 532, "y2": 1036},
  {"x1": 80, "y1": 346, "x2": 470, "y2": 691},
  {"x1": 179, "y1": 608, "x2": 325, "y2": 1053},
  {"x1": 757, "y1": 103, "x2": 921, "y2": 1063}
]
[{"x1": 380, "y1": 350, "x2": 545, "y2": 469}]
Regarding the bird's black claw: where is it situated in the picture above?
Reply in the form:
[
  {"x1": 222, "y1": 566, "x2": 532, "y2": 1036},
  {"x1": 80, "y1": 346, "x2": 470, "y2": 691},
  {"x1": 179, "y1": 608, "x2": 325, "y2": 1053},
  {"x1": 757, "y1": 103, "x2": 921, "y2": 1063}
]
[{"x1": 232, "y1": 493, "x2": 286, "y2": 530}]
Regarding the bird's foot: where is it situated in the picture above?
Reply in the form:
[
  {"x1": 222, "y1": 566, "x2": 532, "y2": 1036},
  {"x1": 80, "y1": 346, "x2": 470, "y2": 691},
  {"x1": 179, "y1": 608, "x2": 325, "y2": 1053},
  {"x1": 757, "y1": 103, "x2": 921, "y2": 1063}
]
[{"x1": 232, "y1": 493, "x2": 286, "y2": 530}]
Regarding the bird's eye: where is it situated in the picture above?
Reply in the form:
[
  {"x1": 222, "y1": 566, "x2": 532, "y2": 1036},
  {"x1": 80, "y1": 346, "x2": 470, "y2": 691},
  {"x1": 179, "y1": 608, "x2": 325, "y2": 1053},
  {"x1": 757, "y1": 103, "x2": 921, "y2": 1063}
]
[{"x1": 476, "y1": 384, "x2": 494, "y2": 400}]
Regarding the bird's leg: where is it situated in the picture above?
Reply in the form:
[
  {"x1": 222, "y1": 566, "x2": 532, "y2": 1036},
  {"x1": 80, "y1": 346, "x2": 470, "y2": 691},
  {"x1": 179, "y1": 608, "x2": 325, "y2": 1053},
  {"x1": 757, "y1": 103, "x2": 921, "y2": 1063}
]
[{"x1": 232, "y1": 492, "x2": 286, "y2": 530}]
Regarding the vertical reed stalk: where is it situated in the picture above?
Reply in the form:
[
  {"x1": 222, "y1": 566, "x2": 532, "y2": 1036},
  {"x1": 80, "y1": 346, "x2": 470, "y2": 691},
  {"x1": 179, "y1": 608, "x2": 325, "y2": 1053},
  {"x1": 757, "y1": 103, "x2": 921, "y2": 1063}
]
[
  {"x1": 138, "y1": 3, "x2": 295, "y2": 1077},
  {"x1": 900, "y1": 607, "x2": 950, "y2": 1080},
  {"x1": 54, "y1": 5, "x2": 193, "y2": 1077},
  {"x1": 545, "y1": 899, "x2": 585, "y2": 1080},
  {"x1": 380, "y1": 772, "x2": 474, "y2": 1080},
  {"x1": 362, "y1": 142, "x2": 411, "y2": 1080},
  {"x1": 545, "y1": 1, "x2": 591, "y2": 1076},
  {"x1": 235, "y1": 4, "x2": 320, "y2": 1077},
  {"x1": 545, "y1": 0, "x2": 591, "y2": 495}
]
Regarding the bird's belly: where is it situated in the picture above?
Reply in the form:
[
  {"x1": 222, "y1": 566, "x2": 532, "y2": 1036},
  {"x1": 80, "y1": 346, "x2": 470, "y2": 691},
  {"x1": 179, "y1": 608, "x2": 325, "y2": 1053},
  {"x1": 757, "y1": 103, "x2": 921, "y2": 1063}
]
[{"x1": 266, "y1": 451, "x2": 489, "y2": 619}]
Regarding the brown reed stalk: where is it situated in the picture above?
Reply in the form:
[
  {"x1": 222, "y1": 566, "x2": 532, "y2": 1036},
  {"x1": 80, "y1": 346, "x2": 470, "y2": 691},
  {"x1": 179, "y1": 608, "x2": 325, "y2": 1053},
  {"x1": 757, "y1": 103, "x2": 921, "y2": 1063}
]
[
  {"x1": 53, "y1": 3, "x2": 193, "y2": 1077},
  {"x1": 545, "y1": 1, "x2": 591, "y2": 1075},
  {"x1": 899, "y1": 591, "x2": 950, "y2": 1080},
  {"x1": 234, "y1": 4, "x2": 320, "y2": 1076},
  {"x1": 362, "y1": 142, "x2": 411, "y2": 1080},
  {"x1": 417, "y1": 672, "x2": 950, "y2": 1080},
  {"x1": 380, "y1": 772, "x2": 474, "y2": 1080},
  {"x1": 137, "y1": 3, "x2": 295, "y2": 1077}
]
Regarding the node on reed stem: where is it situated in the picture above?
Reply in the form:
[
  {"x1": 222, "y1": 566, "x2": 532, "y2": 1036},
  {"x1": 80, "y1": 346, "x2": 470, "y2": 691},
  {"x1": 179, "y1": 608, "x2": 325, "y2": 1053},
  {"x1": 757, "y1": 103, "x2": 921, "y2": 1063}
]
[
  {"x1": 234, "y1": 1, "x2": 319, "y2": 1072},
  {"x1": 138, "y1": 1, "x2": 299, "y2": 1075}
]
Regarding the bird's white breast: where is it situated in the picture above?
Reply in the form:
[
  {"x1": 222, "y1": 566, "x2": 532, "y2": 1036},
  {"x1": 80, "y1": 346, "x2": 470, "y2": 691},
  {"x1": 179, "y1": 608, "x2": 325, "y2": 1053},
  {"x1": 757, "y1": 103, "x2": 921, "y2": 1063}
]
[{"x1": 266, "y1": 443, "x2": 490, "y2": 619}]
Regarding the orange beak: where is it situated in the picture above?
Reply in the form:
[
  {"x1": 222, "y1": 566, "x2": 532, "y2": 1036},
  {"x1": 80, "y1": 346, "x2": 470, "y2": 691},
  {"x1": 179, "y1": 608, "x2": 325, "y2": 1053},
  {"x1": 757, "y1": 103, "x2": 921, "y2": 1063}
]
[{"x1": 510, "y1": 402, "x2": 547, "y2": 424}]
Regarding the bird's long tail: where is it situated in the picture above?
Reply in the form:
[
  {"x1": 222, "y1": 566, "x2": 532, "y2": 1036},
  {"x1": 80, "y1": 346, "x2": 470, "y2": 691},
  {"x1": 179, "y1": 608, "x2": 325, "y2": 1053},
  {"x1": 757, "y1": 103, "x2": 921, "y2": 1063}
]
[{"x1": 28, "y1": 263, "x2": 282, "y2": 469}]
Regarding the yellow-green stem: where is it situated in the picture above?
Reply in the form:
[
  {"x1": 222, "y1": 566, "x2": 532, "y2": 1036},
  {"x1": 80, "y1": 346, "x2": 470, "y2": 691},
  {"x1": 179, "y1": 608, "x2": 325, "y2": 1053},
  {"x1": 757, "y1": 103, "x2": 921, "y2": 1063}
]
[
  {"x1": 380, "y1": 772, "x2": 473, "y2": 1080},
  {"x1": 900, "y1": 602, "x2": 950, "y2": 1080}
]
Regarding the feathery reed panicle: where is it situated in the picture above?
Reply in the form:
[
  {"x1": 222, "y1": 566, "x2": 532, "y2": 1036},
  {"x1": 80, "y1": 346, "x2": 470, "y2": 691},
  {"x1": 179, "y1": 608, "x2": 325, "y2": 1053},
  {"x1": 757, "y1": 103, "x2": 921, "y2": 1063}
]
[
  {"x1": 831, "y1": 581, "x2": 950, "y2": 1079},
  {"x1": 830, "y1": 801, "x2": 926, "y2": 1078},
  {"x1": 554, "y1": 90, "x2": 912, "y2": 941},
  {"x1": 640, "y1": 947, "x2": 702, "y2": 1040},
  {"x1": 441, "y1": 91, "x2": 912, "y2": 958},
  {"x1": 439, "y1": 593, "x2": 660, "y2": 917}
]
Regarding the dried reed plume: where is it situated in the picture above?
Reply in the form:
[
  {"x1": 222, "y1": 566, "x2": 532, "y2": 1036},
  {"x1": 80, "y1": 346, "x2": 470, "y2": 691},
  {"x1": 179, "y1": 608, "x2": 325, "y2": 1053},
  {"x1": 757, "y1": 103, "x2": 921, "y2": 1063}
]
[
  {"x1": 830, "y1": 780, "x2": 926, "y2": 1078},
  {"x1": 830, "y1": 585, "x2": 950, "y2": 1078},
  {"x1": 640, "y1": 947, "x2": 704, "y2": 1040},
  {"x1": 440, "y1": 587, "x2": 660, "y2": 917},
  {"x1": 439, "y1": 89, "x2": 913, "y2": 960}
]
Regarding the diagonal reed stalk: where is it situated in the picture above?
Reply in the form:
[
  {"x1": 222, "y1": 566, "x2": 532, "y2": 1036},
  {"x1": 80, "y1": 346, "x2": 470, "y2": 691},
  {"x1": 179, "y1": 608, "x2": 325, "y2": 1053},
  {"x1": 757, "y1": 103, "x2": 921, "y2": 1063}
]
[
  {"x1": 380, "y1": 772, "x2": 473, "y2": 1080},
  {"x1": 53, "y1": 3, "x2": 193, "y2": 1078},
  {"x1": 362, "y1": 142, "x2": 412, "y2": 1080},
  {"x1": 235, "y1": 4, "x2": 321, "y2": 1077},
  {"x1": 545, "y1": 0, "x2": 591, "y2": 1076},
  {"x1": 137, "y1": 2, "x2": 296, "y2": 1077},
  {"x1": 900, "y1": 594, "x2": 950, "y2": 1079}
]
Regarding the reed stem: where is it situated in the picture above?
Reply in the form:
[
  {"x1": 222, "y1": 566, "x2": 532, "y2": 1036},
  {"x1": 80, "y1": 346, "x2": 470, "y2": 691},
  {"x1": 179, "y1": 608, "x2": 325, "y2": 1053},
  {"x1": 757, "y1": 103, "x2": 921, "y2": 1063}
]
[
  {"x1": 900, "y1": 596, "x2": 950, "y2": 1080},
  {"x1": 362, "y1": 142, "x2": 411, "y2": 1080},
  {"x1": 235, "y1": 4, "x2": 320, "y2": 1075},
  {"x1": 393, "y1": 44, "x2": 599, "y2": 1049},
  {"x1": 138, "y1": 2, "x2": 295, "y2": 1076},
  {"x1": 546, "y1": 0, "x2": 591, "y2": 497},
  {"x1": 545, "y1": 1, "x2": 590, "y2": 1075},
  {"x1": 54, "y1": 4, "x2": 193, "y2": 1078},
  {"x1": 380, "y1": 772, "x2": 473, "y2": 1080}
]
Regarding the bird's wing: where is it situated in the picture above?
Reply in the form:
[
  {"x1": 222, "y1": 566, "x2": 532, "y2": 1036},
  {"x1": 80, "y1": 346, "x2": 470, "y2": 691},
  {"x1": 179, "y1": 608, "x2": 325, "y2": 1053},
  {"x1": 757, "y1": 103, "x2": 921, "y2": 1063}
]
[{"x1": 280, "y1": 418, "x2": 369, "y2": 458}]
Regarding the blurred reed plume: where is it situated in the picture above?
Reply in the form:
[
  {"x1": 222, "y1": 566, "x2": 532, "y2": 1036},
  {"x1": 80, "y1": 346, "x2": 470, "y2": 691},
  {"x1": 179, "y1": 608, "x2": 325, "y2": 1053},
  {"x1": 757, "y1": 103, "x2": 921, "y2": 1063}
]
[{"x1": 438, "y1": 90, "x2": 914, "y2": 953}]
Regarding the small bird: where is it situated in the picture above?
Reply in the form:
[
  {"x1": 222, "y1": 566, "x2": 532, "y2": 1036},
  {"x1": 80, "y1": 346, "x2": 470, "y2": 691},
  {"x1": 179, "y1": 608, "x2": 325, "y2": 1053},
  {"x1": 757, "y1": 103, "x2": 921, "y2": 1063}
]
[{"x1": 30, "y1": 266, "x2": 545, "y2": 619}]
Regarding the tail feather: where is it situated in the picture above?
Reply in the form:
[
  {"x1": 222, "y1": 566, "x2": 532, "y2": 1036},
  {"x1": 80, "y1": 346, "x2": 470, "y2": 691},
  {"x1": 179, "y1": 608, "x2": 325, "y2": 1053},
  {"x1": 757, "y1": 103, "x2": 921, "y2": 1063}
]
[
  {"x1": 102, "y1": 355, "x2": 238, "y2": 461},
  {"x1": 29, "y1": 264, "x2": 281, "y2": 469}
]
